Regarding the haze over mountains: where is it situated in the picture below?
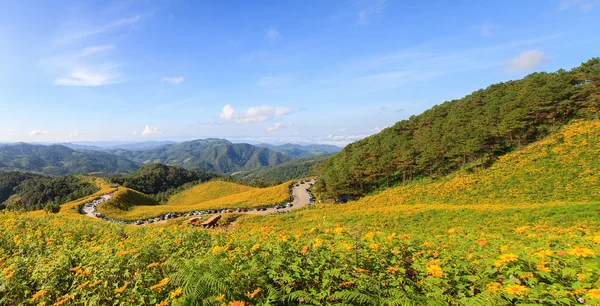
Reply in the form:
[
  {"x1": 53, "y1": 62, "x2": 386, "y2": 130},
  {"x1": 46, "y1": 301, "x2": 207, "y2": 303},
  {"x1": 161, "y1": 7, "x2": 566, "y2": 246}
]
[{"x1": 0, "y1": 139, "x2": 341, "y2": 176}]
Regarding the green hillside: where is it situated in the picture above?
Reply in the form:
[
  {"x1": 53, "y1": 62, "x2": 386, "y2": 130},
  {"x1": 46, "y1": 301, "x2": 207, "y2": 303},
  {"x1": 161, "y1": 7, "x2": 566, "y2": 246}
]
[
  {"x1": 0, "y1": 143, "x2": 140, "y2": 175},
  {"x1": 232, "y1": 154, "x2": 329, "y2": 184},
  {"x1": 316, "y1": 58, "x2": 600, "y2": 199},
  {"x1": 107, "y1": 164, "x2": 219, "y2": 202},
  {"x1": 0, "y1": 172, "x2": 99, "y2": 211},
  {"x1": 112, "y1": 138, "x2": 293, "y2": 174},
  {"x1": 256, "y1": 143, "x2": 341, "y2": 158}
]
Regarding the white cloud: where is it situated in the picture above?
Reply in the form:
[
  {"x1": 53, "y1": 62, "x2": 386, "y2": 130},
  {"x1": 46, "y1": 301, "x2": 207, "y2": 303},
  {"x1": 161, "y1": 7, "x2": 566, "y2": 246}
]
[
  {"x1": 132, "y1": 130, "x2": 138, "y2": 136},
  {"x1": 57, "y1": 16, "x2": 141, "y2": 44},
  {"x1": 559, "y1": 0, "x2": 600, "y2": 11},
  {"x1": 328, "y1": 134, "x2": 369, "y2": 141},
  {"x1": 55, "y1": 66, "x2": 121, "y2": 86},
  {"x1": 42, "y1": 44, "x2": 121, "y2": 87},
  {"x1": 69, "y1": 130, "x2": 80, "y2": 138},
  {"x1": 161, "y1": 76, "x2": 184, "y2": 84},
  {"x1": 275, "y1": 107, "x2": 292, "y2": 116},
  {"x1": 265, "y1": 27, "x2": 280, "y2": 40},
  {"x1": 220, "y1": 105, "x2": 293, "y2": 123},
  {"x1": 81, "y1": 45, "x2": 115, "y2": 56},
  {"x1": 267, "y1": 122, "x2": 284, "y2": 133},
  {"x1": 505, "y1": 50, "x2": 549, "y2": 73},
  {"x1": 141, "y1": 125, "x2": 161, "y2": 136},
  {"x1": 356, "y1": 0, "x2": 387, "y2": 25},
  {"x1": 29, "y1": 129, "x2": 48, "y2": 136},
  {"x1": 258, "y1": 76, "x2": 288, "y2": 88}
]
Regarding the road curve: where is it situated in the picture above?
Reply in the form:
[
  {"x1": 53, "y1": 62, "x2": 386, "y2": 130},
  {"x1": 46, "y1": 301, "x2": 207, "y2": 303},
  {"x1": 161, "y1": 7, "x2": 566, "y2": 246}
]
[{"x1": 81, "y1": 179, "x2": 316, "y2": 222}]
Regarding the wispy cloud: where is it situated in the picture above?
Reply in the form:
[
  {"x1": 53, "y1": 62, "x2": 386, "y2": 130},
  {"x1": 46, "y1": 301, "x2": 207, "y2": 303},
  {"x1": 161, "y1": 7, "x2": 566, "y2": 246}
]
[
  {"x1": 318, "y1": 34, "x2": 560, "y2": 94},
  {"x1": 356, "y1": 0, "x2": 387, "y2": 25},
  {"x1": 81, "y1": 45, "x2": 115, "y2": 56},
  {"x1": 478, "y1": 22, "x2": 496, "y2": 37},
  {"x1": 267, "y1": 122, "x2": 284, "y2": 132},
  {"x1": 161, "y1": 76, "x2": 184, "y2": 84},
  {"x1": 220, "y1": 105, "x2": 293, "y2": 123},
  {"x1": 57, "y1": 15, "x2": 141, "y2": 44},
  {"x1": 29, "y1": 129, "x2": 48, "y2": 137},
  {"x1": 559, "y1": 0, "x2": 600, "y2": 11},
  {"x1": 55, "y1": 65, "x2": 121, "y2": 87},
  {"x1": 69, "y1": 130, "x2": 80, "y2": 138},
  {"x1": 265, "y1": 27, "x2": 280, "y2": 40},
  {"x1": 41, "y1": 44, "x2": 122, "y2": 87},
  {"x1": 505, "y1": 50, "x2": 549, "y2": 73}
]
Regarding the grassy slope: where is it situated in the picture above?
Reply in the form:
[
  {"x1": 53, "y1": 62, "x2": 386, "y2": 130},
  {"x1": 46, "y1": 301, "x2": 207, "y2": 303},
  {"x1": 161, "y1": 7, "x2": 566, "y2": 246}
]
[
  {"x1": 166, "y1": 181, "x2": 254, "y2": 206},
  {"x1": 97, "y1": 180, "x2": 291, "y2": 221},
  {"x1": 237, "y1": 120, "x2": 600, "y2": 233}
]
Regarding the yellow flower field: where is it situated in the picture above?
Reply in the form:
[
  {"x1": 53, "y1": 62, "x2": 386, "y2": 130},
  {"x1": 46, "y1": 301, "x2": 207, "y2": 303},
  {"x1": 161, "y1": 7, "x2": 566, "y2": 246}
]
[{"x1": 97, "y1": 180, "x2": 292, "y2": 221}]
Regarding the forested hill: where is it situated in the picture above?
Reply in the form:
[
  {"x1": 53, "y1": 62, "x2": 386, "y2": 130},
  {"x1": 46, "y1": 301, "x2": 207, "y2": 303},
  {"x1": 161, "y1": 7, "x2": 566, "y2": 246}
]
[
  {"x1": 256, "y1": 143, "x2": 341, "y2": 158},
  {"x1": 0, "y1": 143, "x2": 140, "y2": 176},
  {"x1": 107, "y1": 164, "x2": 219, "y2": 203},
  {"x1": 316, "y1": 58, "x2": 600, "y2": 199},
  {"x1": 112, "y1": 138, "x2": 293, "y2": 174},
  {"x1": 0, "y1": 171, "x2": 99, "y2": 211}
]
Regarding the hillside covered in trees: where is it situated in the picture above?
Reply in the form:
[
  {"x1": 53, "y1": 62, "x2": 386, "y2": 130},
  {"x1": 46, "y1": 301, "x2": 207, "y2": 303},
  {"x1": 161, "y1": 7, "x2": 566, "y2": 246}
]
[
  {"x1": 232, "y1": 155, "x2": 328, "y2": 185},
  {"x1": 316, "y1": 58, "x2": 600, "y2": 199},
  {"x1": 0, "y1": 143, "x2": 140, "y2": 175},
  {"x1": 0, "y1": 172, "x2": 99, "y2": 211},
  {"x1": 112, "y1": 139, "x2": 293, "y2": 174},
  {"x1": 107, "y1": 164, "x2": 219, "y2": 203},
  {"x1": 256, "y1": 143, "x2": 341, "y2": 158}
]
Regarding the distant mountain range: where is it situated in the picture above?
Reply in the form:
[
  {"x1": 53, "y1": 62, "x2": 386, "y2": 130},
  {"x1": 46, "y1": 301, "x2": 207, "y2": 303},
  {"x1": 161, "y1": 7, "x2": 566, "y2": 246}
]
[
  {"x1": 256, "y1": 143, "x2": 341, "y2": 158},
  {"x1": 111, "y1": 139, "x2": 293, "y2": 173},
  {"x1": 0, "y1": 139, "x2": 338, "y2": 176},
  {"x1": 0, "y1": 143, "x2": 139, "y2": 175}
]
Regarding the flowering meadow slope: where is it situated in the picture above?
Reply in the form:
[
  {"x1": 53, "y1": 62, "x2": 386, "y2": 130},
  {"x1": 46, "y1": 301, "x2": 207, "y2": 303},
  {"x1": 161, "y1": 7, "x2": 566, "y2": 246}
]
[
  {"x1": 1, "y1": 121, "x2": 600, "y2": 305},
  {"x1": 97, "y1": 181, "x2": 291, "y2": 221}
]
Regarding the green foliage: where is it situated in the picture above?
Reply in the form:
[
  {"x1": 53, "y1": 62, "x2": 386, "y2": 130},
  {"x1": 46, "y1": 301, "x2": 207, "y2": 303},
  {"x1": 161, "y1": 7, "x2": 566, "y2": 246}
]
[
  {"x1": 0, "y1": 171, "x2": 45, "y2": 208},
  {"x1": 317, "y1": 58, "x2": 600, "y2": 199},
  {"x1": 108, "y1": 164, "x2": 219, "y2": 203},
  {"x1": 257, "y1": 143, "x2": 341, "y2": 158},
  {"x1": 1, "y1": 173, "x2": 99, "y2": 211},
  {"x1": 232, "y1": 155, "x2": 329, "y2": 186},
  {"x1": 44, "y1": 202, "x2": 61, "y2": 214}
]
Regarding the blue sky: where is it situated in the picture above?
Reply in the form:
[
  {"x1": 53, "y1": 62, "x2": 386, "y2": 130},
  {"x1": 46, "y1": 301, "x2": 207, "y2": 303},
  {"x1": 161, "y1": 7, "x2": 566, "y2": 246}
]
[{"x1": 0, "y1": 0, "x2": 598, "y2": 146}]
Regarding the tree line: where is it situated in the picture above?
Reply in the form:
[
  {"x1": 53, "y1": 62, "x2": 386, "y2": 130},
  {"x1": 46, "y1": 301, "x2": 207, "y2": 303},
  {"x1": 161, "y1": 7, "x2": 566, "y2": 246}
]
[
  {"x1": 0, "y1": 172, "x2": 99, "y2": 211},
  {"x1": 107, "y1": 164, "x2": 219, "y2": 203},
  {"x1": 315, "y1": 58, "x2": 600, "y2": 199}
]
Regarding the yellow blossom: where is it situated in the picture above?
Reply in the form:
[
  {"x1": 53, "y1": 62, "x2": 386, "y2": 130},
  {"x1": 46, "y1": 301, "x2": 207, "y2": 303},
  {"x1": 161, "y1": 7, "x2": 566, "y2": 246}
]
[
  {"x1": 114, "y1": 282, "x2": 128, "y2": 294},
  {"x1": 170, "y1": 287, "x2": 183, "y2": 299},
  {"x1": 568, "y1": 247, "x2": 595, "y2": 258},
  {"x1": 426, "y1": 265, "x2": 443, "y2": 278},
  {"x1": 487, "y1": 282, "x2": 501, "y2": 292},
  {"x1": 32, "y1": 289, "x2": 47, "y2": 301},
  {"x1": 504, "y1": 285, "x2": 529, "y2": 296},
  {"x1": 587, "y1": 289, "x2": 600, "y2": 300},
  {"x1": 498, "y1": 253, "x2": 518, "y2": 263},
  {"x1": 247, "y1": 288, "x2": 261, "y2": 299}
]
